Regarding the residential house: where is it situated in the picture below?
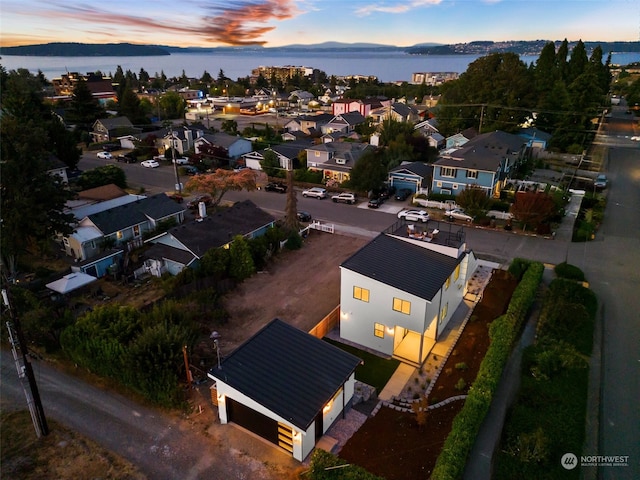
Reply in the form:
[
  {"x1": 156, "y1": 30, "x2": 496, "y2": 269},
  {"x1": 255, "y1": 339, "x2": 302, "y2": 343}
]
[
  {"x1": 431, "y1": 130, "x2": 527, "y2": 197},
  {"x1": 340, "y1": 228, "x2": 478, "y2": 366},
  {"x1": 66, "y1": 185, "x2": 145, "y2": 221},
  {"x1": 320, "y1": 131, "x2": 360, "y2": 143},
  {"x1": 118, "y1": 127, "x2": 169, "y2": 151},
  {"x1": 144, "y1": 200, "x2": 276, "y2": 276},
  {"x1": 306, "y1": 142, "x2": 371, "y2": 184},
  {"x1": 194, "y1": 132, "x2": 252, "y2": 161},
  {"x1": 331, "y1": 98, "x2": 389, "y2": 117},
  {"x1": 288, "y1": 90, "x2": 316, "y2": 110},
  {"x1": 518, "y1": 127, "x2": 552, "y2": 150},
  {"x1": 91, "y1": 117, "x2": 141, "y2": 144},
  {"x1": 322, "y1": 112, "x2": 366, "y2": 135},
  {"x1": 369, "y1": 102, "x2": 420, "y2": 125},
  {"x1": 62, "y1": 194, "x2": 185, "y2": 274},
  {"x1": 388, "y1": 162, "x2": 433, "y2": 195},
  {"x1": 445, "y1": 127, "x2": 478, "y2": 150},
  {"x1": 46, "y1": 156, "x2": 69, "y2": 184},
  {"x1": 414, "y1": 119, "x2": 445, "y2": 149},
  {"x1": 284, "y1": 113, "x2": 334, "y2": 135},
  {"x1": 242, "y1": 141, "x2": 313, "y2": 171},
  {"x1": 281, "y1": 130, "x2": 311, "y2": 142},
  {"x1": 208, "y1": 318, "x2": 361, "y2": 462},
  {"x1": 160, "y1": 125, "x2": 208, "y2": 157},
  {"x1": 51, "y1": 72, "x2": 116, "y2": 104}
]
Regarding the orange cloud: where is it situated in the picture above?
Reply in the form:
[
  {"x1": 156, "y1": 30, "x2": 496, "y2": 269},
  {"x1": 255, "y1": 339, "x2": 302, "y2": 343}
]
[{"x1": 8, "y1": 1, "x2": 301, "y2": 47}]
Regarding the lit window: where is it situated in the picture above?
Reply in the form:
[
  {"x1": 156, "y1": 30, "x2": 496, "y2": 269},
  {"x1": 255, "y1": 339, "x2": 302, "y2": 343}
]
[
  {"x1": 315, "y1": 151, "x2": 320, "y2": 157},
  {"x1": 467, "y1": 170, "x2": 478, "y2": 179},
  {"x1": 445, "y1": 276, "x2": 451, "y2": 290},
  {"x1": 353, "y1": 286, "x2": 370, "y2": 302},
  {"x1": 116, "y1": 231, "x2": 123, "y2": 240},
  {"x1": 441, "y1": 167, "x2": 455, "y2": 178},
  {"x1": 454, "y1": 264, "x2": 460, "y2": 281},
  {"x1": 393, "y1": 297, "x2": 411, "y2": 315},
  {"x1": 440, "y1": 302, "x2": 448, "y2": 324},
  {"x1": 133, "y1": 225, "x2": 141, "y2": 237},
  {"x1": 374, "y1": 323, "x2": 384, "y2": 338}
]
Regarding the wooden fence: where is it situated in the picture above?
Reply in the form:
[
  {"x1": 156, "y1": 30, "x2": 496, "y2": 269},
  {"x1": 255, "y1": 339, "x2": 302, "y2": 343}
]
[{"x1": 308, "y1": 304, "x2": 340, "y2": 339}]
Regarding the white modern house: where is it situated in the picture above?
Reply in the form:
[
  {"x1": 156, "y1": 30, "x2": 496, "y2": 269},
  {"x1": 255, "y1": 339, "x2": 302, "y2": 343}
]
[{"x1": 339, "y1": 225, "x2": 478, "y2": 366}]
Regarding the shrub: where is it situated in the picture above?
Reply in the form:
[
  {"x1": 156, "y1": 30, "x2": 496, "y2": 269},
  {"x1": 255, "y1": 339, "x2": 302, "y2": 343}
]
[
  {"x1": 307, "y1": 449, "x2": 385, "y2": 479},
  {"x1": 455, "y1": 378, "x2": 467, "y2": 391},
  {"x1": 554, "y1": 262, "x2": 585, "y2": 282},
  {"x1": 455, "y1": 362, "x2": 468, "y2": 371}
]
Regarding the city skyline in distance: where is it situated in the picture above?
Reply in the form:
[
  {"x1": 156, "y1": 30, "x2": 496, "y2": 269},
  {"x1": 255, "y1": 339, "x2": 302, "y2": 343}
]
[{"x1": 1, "y1": 0, "x2": 638, "y2": 49}]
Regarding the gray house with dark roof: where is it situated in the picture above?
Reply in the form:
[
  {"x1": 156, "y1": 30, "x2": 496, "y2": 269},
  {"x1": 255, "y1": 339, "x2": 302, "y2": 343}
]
[
  {"x1": 144, "y1": 200, "x2": 276, "y2": 276},
  {"x1": 208, "y1": 318, "x2": 361, "y2": 461},
  {"x1": 339, "y1": 232, "x2": 478, "y2": 366}
]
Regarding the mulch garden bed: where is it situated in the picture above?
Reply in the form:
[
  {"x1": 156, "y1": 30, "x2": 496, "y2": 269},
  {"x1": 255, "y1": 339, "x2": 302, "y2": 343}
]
[{"x1": 339, "y1": 269, "x2": 518, "y2": 480}]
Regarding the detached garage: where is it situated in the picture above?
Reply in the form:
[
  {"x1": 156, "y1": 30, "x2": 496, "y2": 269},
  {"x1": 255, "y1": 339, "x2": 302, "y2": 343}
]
[{"x1": 208, "y1": 319, "x2": 361, "y2": 461}]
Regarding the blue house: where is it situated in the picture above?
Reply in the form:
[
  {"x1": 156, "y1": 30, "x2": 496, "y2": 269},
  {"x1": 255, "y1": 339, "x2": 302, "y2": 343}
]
[
  {"x1": 388, "y1": 161, "x2": 433, "y2": 195},
  {"x1": 431, "y1": 130, "x2": 526, "y2": 197},
  {"x1": 518, "y1": 127, "x2": 552, "y2": 150}
]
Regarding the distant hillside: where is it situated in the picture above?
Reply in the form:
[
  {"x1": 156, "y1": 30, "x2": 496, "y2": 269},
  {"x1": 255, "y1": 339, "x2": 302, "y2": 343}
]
[
  {"x1": 407, "y1": 40, "x2": 640, "y2": 55},
  {"x1": 0, "y1": 42, "x2": 170, "y2": 56}
]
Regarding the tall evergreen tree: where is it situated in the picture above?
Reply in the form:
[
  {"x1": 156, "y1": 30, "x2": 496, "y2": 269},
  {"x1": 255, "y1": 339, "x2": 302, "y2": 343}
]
[
  {"x1": 66, "y1": 77, "x2": 104, "y2": 133},
  {"x1": 0, "y1": 69, "x2": 75, "y2": 281},
  {"x1": 567, "y1": 40, "x2": 588, "y2": 85}
]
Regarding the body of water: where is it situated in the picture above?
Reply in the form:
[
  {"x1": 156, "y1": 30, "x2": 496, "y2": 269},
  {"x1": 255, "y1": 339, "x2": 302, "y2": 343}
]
[{"x1": 1, "y1": 50, "x2": 638, "y2": 83}]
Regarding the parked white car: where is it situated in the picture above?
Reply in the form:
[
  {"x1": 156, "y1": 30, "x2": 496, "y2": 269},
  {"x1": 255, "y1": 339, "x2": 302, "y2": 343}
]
[
  {"x1": 97, "y1": 151, "x2": 113, "y2": 159},
  {"x1": 397, "y1": 209, "x2": 430, "y2": 223},
  {"x1": 173, "y1": 157, "x2": 189, "y2": 165},
  {"x1": 445, "y1": 208, "x2": 474, "y2": 222},
  {"x1": 302, "y1": 187, "x2": 327, "y2": 199},
  {"x1": 141, "y1": 159, "x2": 160, "y2": 168}
]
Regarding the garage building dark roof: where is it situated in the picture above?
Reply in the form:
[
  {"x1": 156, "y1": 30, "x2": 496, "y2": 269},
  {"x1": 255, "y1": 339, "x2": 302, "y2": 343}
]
[
  {"x1": 341, "y1": 233, "x2": 462, "y2": 301},
  {"x1": 209, "y1": 319, "x2": 361, "y2": 431}
]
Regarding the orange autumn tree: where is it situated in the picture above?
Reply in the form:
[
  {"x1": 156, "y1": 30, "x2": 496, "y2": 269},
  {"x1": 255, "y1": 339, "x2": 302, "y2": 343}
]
[{"x1": 184, "y1": 168, "x2": 257, "y2": 207}]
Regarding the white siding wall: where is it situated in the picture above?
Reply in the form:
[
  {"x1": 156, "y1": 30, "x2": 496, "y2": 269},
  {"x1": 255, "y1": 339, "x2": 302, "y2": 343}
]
[{"x1": 340, "y1": 269, "x2": 429, "y2": 355}]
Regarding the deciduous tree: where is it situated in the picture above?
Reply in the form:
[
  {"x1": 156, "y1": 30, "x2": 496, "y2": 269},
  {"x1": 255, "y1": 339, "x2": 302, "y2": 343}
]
[
  {"x1": 510, "y1": 191, "x2": 557, "y2": 231},
  {"x1": 184, "y1": 168, "x2": 257, "y2": 208}
]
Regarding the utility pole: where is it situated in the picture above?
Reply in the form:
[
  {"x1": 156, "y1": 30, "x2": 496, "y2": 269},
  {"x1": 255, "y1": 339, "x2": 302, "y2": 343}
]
[
  {"x1": 2, "y1": 289, "x2": 49, "y2": 437},
  {"x1": 168, "y1": 124, "x2": 182, "y2": 194},
  {"x1": 478, "y1": 104, "x2": 485, "y2": 134}
]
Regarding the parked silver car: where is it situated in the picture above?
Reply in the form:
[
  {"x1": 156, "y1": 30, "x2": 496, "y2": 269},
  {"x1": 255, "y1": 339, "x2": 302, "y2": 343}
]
[{"x1": 302, "y1": 187, "x2": 327, "y2": 199}]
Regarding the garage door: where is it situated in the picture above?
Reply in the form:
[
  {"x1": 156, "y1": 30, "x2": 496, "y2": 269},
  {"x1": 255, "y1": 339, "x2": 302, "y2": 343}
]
[{"x1": 226, "y1": 398, "x2": 294, "y2": 454}]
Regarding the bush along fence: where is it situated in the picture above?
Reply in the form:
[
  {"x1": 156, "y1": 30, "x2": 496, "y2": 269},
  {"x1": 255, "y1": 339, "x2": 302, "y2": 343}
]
[{"x1": 430, "y1": 259, "x2": 544, "y2": 480}]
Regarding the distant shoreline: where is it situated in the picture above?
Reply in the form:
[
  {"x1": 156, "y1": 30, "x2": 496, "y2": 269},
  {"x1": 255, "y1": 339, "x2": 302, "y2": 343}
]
[{"x1": 1, "y1": 40, "x2": 639, "y2": 58}]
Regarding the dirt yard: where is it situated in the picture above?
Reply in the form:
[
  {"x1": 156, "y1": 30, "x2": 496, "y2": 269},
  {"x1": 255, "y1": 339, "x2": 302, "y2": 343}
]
[{"x1": 208, "y1": 230, "x2": 369, "y2": 356}]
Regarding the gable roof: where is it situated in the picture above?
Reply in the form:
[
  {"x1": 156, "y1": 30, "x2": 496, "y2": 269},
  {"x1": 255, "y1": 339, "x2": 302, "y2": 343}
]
[
  {"x1": 197, "y1": 132, "x2": 248, "y2": 149},
  {"x1": 78, "y1": 184, "x2": 129, "y2": 201},
  {"x1": 86, "y1": 193, "x2": 184, "y2": 235},
  {"x1": 341, "y1": 234, "x2": 462, "y2": 301},
  {"x1": 166, "y1": 200, "x2": 276, "y2": 258},
  {"x1": 330, "y1": 111, "x2": 366, "y2": 126},
  {"x1": 96, "y1": 116, "x2": 133, "y2": 130},
  {"x1": 209, "y1": 319, "x2": 361, "y2": 430},
  {"x1": 390, "y1": 161, "x2": 432, "y2": 179}
]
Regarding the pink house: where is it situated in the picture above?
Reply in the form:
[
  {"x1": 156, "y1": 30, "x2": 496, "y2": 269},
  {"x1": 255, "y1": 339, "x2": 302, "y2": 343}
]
[{"x1": 332, "y1": 98, "x2": 389, "y2": 117}]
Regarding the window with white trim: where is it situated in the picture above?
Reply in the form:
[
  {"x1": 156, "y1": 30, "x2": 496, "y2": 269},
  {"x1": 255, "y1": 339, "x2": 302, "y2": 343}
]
[
  {"x1": 441, "y1": 167, "x2": 455, "y2": 178},
  {"x1": 467, "y1": 169, "x2": 478, "y2": 179}
]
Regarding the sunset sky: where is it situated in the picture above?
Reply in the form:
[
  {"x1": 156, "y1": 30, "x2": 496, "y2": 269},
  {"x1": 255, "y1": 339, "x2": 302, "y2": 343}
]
[{"x1": 1, "y1": 0, "x2": 638, "y2": 48}]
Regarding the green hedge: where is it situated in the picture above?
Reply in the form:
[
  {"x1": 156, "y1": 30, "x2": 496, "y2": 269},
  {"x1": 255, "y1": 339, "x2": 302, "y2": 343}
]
[
  {"x1": 553, "y1": 262, "x2": 586, "y2": 282},
  {"x1": 431, "y1": 261, "x2": 543, "y2": 480}
]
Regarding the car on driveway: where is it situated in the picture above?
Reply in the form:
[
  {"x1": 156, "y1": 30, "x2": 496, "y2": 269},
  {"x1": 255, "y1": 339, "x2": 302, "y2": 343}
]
[
  {"x1": 444, "y1": 208, "x2": 474, "y2": 222},
  {"x1": 368, "y1": 197, "x2": 384, "y2": 209},
  {"x1": 302, "y1": 187, "x2": 327, "y2": 199},
  {"x1": 173, "y1": 157, "x2": 190, "y2": 165},
  {"x1": 594, "y1": 174, "x2": 608, "y2": 189},
  {"x1": 332, "y1": 192, "x2": 357, "y2": 204},
  {"x1": 395, "y1": 188, "x2": 413, "y2": 201},
  {"x1": 265, "y1": 182, "x2": 287, "y2": 193},
  {"x1": 296, "y1": 211, "x2": 312, "y2": 222},
  {"x1": 397, "y1": 209, "x2": 430, "y2": 223},
  {"x1": 141, "y1": 159, "x2": 160, "y2": 168},
  {"x1": 97, "y1": 151, "x2": 113, "y2": 159}
]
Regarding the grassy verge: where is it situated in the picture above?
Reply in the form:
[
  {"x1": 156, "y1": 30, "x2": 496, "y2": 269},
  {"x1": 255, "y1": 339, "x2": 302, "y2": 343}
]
[
  {"x1": 1, "y1": 409, "x2": 146, "y2": 480},
  {"x1": 494, "y1": 274, "x2": 596, "y2": 479},
  {"x1": 323, "y1": 338, "x2": 400, "y2": 393}
]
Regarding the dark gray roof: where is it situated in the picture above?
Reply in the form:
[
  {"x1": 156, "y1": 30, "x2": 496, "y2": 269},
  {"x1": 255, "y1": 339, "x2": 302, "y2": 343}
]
[
  {"x1": 168, "y1": 200, "x2": 275, "y2": 258},
  {"x1": 209, "y1": 319, "x2": 361, "y2": 430},
  {"x1": 144, "y1": 243, "x2": 196, "y2": 266},
  {"x1": 270, "y1": 141, "x2": 314, "y2": 159},
  {"x1": 87, "y1": 194, "x2": 184, "y2": 235},
  {"x1": 341, "y1": 234, "x2": 462, "y2": 301},
  {"x1": 390, "y1": 161, "x2": 433, "y2": 179}
]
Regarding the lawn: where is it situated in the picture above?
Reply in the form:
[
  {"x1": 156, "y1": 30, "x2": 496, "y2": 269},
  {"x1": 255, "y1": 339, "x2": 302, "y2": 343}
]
[{"x1": 323, "y1": 338, "x2": 400, "y2": 393}]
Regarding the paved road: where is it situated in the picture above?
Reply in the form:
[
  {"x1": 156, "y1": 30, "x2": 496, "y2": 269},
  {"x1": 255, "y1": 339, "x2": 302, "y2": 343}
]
[{"x1": 0, "y1": 349, "x2": 298, "y2": 479}]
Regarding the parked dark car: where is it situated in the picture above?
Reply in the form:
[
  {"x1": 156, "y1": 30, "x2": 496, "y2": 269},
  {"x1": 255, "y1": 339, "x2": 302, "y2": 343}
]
[
  {"x1": 187, "y1": 194, "x2": 213, "y2": 209},
  {"x1": 373, "y1": 185, "x2": 396, "y2": 200},
  {"x1": 117, "y1": 153, "x2": 136, "y2": 163},
  {"x1": 265, "y1": 182, "x2": 287, "y2": 193},
  {"x1": 181, "y1": 165, "x2": 199, "y2": 176},
  {"x1": 368, "y1": 197, "x2": 384, "y2": 209},
  {"x1": 395, "y1": 188, "x2": 413, "y2": 201},
  {"x1": 296, "y1": 211, "x2": 312, "y2": 222},
  {"x1": 102, "y1": 143, "x2": 119, "y2": 152}
]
